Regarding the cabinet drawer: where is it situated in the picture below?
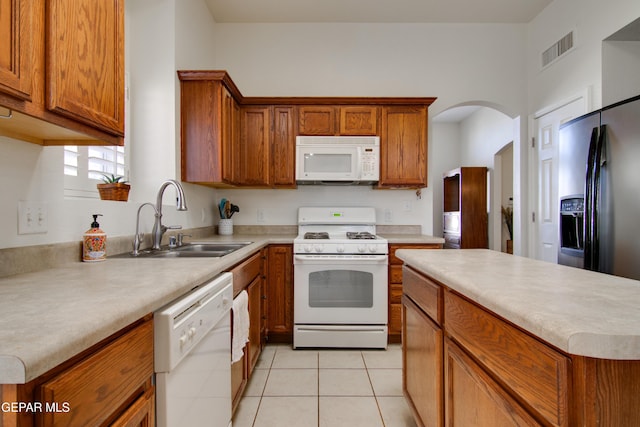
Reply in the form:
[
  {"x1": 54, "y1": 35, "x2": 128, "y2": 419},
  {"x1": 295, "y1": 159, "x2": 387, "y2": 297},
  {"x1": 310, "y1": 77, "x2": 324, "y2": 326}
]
[
  {"x1": 39, "y1": 319, "x2": 153, "y2": 426},
  {"x1": 230, "y1": 251, "x2": 262, "y2": 295},
  {"x1": 402, "y1": 266, "x2": 442, "y2": 325},
  {"x1": 390, "y1": 244, "x2": 441, "y2": 264},
  {"x1": 445, "y1": 292, "x2": 569, "y2": 427}
]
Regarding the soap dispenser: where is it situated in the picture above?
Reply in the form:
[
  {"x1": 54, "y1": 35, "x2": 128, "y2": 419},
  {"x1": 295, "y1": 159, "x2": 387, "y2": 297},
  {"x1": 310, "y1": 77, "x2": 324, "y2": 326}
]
[{"x1": 83, "y1": 214, "x2": 107, "y2": 262}]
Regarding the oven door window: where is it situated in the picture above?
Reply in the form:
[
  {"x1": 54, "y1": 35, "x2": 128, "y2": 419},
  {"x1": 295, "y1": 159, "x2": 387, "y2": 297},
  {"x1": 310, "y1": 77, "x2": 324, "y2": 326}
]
[{"x1": 308, "y1": 270, "x2": 373, "y2": 308}]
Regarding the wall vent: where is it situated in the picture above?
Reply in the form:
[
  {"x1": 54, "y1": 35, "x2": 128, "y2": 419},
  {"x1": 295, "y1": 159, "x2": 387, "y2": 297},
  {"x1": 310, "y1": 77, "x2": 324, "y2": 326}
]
[{"x1": 542, "y1": 31, "x2": 574, "y2": 68}]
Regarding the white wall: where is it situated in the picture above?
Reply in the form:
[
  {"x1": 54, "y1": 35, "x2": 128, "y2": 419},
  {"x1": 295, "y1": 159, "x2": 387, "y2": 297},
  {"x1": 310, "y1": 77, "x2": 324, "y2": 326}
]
[
  {"x1": 527, "y1": 0, "x2": 640, "y2": 113},
  {"x1": 603, "y1": 40, "x2": 640, "y2": 105},
  {"x1": 0, "y1": 0, "x2": 220, "y2": 249},
  {"x1": 457, "y1": 107, "x2": 514, "y2": 249},
  {"x1": 211, "y1": 22, "x2": 528, "y2": 235},
  {"x1": 4, "y1": 0, "x2": 640, "y2": 250}
]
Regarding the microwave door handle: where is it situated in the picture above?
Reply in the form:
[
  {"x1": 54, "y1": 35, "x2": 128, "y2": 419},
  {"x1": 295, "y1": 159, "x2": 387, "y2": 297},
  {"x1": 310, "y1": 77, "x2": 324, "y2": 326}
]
[{"x1": 355, "y1": 147, "x2": 362, "y2": 179}]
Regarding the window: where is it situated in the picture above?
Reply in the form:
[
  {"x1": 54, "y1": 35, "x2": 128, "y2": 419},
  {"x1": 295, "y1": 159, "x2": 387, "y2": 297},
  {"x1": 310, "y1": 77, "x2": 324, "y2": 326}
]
[{"x1": 64, "y1": 146, "x2": 126, "y2": 198}]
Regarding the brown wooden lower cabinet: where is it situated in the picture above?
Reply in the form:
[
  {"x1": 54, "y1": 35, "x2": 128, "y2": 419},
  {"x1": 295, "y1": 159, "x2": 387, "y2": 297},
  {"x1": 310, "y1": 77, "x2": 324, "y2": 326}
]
[
  {"x1": 389, "y1": 243, "x2": 442, "y2": 343},
  {"x1": 228, "y1": 250, "x2": 264, "y2": 414},
  {"x1": 402, "y1": 295, "x2": 443, "y2": 427},
  {"x1": 445, "y1": 338, "x2": 541, "y2": 427},
  {"x1": 0, "y1": 317, "x2": 154, "y2": 427},
  {"x1": 265, "y1": 244, "x2": 293, "y2": 343},
  {"x1": 403, "y1": 265, "x2": 640, "y2": 427}
]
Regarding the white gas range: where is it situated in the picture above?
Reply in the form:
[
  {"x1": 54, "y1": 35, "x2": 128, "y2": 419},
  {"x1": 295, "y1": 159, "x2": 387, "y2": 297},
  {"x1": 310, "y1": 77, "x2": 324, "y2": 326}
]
[{"x1": 293, "y1": 207, "x2": 389, "y2": 349}]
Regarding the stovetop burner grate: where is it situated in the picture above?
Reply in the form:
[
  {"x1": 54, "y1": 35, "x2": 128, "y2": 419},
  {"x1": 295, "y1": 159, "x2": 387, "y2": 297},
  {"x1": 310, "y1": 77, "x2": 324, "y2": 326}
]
[
  {"x1": 346, "y1": 231, "x2": 377, "y2": 240},
  {"x1": 304, "y1": 232, "x2": 330, "y2": 240}
]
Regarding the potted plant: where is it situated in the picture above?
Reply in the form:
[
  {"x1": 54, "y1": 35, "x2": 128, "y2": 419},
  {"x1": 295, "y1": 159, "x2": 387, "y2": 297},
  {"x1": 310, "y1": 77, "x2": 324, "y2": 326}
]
[
  {"x1": 97, "y1": 174, "x2": 130, "y2": 202},
  {"x1": 501, "y1": 205, "x2": 513, "y2": 254}
]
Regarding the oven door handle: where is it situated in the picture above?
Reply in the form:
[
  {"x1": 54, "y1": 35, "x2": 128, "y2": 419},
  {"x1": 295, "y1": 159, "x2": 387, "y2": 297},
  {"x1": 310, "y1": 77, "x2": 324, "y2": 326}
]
[{"x1": 294, "y1": 254, "x2": 388, "y2": 264}]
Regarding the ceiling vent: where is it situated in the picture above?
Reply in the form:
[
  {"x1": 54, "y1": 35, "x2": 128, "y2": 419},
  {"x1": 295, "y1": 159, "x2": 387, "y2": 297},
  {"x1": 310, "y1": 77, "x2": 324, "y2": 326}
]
[{"x1": 542, "y1": 31, "x2": 574, "y2": 68}]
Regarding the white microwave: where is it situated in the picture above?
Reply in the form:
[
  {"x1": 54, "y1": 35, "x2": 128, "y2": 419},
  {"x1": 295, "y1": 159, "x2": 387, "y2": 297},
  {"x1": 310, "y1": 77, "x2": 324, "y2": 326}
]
[{"x1": 295, "y1": 136, "x2": 380, "y2": 184}]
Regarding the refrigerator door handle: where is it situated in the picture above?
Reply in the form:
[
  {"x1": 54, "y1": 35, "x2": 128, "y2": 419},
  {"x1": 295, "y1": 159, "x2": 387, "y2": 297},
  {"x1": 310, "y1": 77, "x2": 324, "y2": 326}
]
[
  {"x1": 583, "y1": 126, "x2": 599, "y2": 270},
  {"x1": 590, "y1": 125, "x2": 608, "y2": 272}
]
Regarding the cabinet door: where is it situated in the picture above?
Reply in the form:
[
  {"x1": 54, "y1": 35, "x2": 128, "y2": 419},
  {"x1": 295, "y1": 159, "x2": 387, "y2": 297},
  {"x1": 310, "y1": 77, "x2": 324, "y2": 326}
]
[
  {"x1": 46, "y1": 0, "x2": 124, "y2": 136},
  {"x1": 247, "y1": 275, "x2": 263, "y2": 375},
  {"x1": 402, "y1": 295, "x2": 443, "y2": 427},
  {"x1": 39, "y1": 320, "x2": 153, "y2": 427},
  {"x1": 238, "y1": 106, "x2": 271, "y2": 186},
  {"x1": 379, "y1": 106, "x2": 428, "y2": 188},
  {"x1": 110, "y1": 386, "x2": 155, "y2": 427},
  {"x1": 339, "y1": 106, "x2": 378, "y2": 135},
  {"x1": 266, "y1": 245, "x2": 293, "y2": 342},
  {"x1": 0, "y1": 0, "x2": 34, "y2": 101},
  {"x1": 445, "y1": 339, "x2": 541, "y2": 427},
  {"x1": 298, "y1": 106, "x2": 336, "y2": 135},
  {"x1": 272, "y1": 106, "x2": 296, "y2": 187},
  {"x1": 222, "y1": 86, "x2": 240, "y2": 184}
]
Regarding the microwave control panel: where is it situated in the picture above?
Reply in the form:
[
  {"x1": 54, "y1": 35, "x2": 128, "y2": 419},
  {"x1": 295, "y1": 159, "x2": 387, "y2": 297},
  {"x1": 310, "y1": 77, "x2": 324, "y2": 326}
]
[{"x1": 361, "y1": 147, "x2": 379, "y2": 179}]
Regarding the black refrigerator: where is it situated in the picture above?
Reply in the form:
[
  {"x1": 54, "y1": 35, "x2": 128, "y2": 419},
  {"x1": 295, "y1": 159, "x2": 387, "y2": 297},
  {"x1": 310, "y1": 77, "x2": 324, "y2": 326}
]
[{"x1": 558, "y1": 94, "x2": 640, "y2": 280}]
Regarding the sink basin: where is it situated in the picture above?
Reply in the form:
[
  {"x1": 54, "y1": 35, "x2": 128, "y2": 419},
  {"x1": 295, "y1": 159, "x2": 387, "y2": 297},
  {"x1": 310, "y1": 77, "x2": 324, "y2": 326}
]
[
  {"x1": 175, "y1": 243, "x2": 252, "y2": 253},
  {"x1": 111, "y1": 242, "x2": 253, "y2": 258}
]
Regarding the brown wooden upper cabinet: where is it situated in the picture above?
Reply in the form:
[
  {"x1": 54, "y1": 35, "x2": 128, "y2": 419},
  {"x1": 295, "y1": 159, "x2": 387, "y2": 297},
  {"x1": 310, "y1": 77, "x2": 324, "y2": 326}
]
[
  {"x1": 238, "y1": 106, "x2": 271, "y2": 187},
  {"x1": 178, "y1": 70, "x2": 435, "y2": 188},
  {"x1": 178, "y1": 71, "x2": 240, "y2": 186},
  {"x1": 379, "y1": 106, "x2": 428, "y2": 188},
  {"x1": 298, "y1": 105, "x2": 379, "y2": 136},
  {"x1": 0, "y1": 0, "x2": 125, "y2": 145},
  {"x1": 0, "y1": 0, "x2": 34, "y2": 101},
  {"x1": 339, "y1": 106, "x2": 379, "y2": 135},
  {"x1": 46, "y1": 0, "x2": 125, "y2": 136},
  {"x1": 298, "y1": 106, "x2": 336, "y2": 135}
]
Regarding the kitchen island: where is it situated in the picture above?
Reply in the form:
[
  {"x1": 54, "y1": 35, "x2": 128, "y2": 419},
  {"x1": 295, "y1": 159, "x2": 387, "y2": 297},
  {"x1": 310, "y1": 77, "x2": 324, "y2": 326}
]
[{"x1": 397, "y1": 249, "x2": 640, "y2": 427}]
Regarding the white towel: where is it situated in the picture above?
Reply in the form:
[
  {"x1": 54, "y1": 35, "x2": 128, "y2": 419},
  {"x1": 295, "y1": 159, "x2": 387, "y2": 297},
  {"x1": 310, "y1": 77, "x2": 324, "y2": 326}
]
[{"x1": 232, "y1": 290, "x2": 250, "y2": 363}]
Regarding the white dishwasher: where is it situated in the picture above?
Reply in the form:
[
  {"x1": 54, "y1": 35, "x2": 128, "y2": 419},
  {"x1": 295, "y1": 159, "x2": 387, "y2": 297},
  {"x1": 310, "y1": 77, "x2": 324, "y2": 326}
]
[{"x1": 155, "y1": 272, "x2": 233, "y2": 427}]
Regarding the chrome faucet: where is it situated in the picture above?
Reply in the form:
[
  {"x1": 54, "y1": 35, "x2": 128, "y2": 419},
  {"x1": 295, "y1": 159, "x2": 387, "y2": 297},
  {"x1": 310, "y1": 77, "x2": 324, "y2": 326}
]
[
  {"x1": 151, "y1": 179, "x2": 188, "y2": 250},
  {"x1": 132, "y1": 202, "x2": 158, "y2": 255}
]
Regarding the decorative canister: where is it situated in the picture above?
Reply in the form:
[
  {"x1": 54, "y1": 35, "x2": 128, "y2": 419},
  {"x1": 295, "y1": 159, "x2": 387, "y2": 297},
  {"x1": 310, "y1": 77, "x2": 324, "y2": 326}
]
[
  {"x1": 83, "y1": 214, "x2": 107, "y2": 262},
  {"x1": 219, "y1": 219, "x2": 233, "y2": 235}
]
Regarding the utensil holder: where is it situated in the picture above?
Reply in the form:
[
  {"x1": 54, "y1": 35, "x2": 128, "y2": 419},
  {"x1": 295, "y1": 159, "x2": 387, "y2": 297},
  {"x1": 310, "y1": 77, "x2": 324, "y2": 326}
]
[{"x1": 219, "y1": 219, "x2": 233, "y2": 235}]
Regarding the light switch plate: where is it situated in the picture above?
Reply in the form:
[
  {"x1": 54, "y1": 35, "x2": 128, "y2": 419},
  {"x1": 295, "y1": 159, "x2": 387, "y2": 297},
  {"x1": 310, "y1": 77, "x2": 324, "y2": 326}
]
[{"x1": 18, "y1": 201, "x2": 48, "y2": 234}]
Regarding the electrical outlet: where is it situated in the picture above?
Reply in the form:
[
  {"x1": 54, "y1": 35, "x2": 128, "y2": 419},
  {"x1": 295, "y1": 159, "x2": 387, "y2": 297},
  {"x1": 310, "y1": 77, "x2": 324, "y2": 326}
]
[
  {"x1": 257, "y1": 209, "x2": 266, "y2": 223},
  {"x1": 18, "y1": 201, "x2": 48, "y2": 234},
  {"x1": 384, "y1": 208, "x2": 393, "y2": 223}
]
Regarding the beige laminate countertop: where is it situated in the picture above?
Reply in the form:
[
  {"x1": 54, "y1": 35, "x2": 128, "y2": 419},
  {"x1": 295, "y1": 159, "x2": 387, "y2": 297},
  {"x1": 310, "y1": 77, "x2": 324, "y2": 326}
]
[
  {"x1": 379, "y1": 234, "x2": 445, "y2": 245},
  {"x1": 396, "y1": 248, "x2": 640, "y2": 360},
  {"x1": 0, "y1": 235, "x2": 292, "y2": 384},
  {"x1": 0, "y1": 233, "x2": 440, "y2": 384}
]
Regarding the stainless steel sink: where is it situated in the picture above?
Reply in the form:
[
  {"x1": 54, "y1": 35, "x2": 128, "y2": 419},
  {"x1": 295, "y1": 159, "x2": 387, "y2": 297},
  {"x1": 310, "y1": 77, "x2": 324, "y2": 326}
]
[
  {"x1": 175, "y1": 243, "x2": 252, "y2": 253},
  {"x1": 112, "y1": 242, "x2": 253, "y2": 258}
]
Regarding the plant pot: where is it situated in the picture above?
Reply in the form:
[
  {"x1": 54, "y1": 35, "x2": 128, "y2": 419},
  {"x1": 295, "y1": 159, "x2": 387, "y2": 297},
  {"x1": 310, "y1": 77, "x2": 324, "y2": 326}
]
[
  {"x1": 97, "y1": 183, "x2": 130, "y2": 202},
  {"x1": 506, "y1": 239, "x2": 513, "y2": 254}
]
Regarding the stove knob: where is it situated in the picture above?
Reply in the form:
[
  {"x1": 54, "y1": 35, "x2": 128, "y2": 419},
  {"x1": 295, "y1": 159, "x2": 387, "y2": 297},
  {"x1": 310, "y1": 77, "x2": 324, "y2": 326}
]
[
  {"x1": 304, "y1": 244, "x2": 313, "y2": 253},
  {"x1": 179, "y1": 333, "x2": 188, "y2": 349},
  {"x1": 314, "y1": 244, "x2": 324, "y2": 253},
  {"x1": 337, "y1": 245, "x2": 345, "y2": 253},
  {"x1": 357, "y1": 244, "x2": 366, "y2": 253},
  {"x1": 368, "y1": 244, "x2": 378, "y2": 253}
]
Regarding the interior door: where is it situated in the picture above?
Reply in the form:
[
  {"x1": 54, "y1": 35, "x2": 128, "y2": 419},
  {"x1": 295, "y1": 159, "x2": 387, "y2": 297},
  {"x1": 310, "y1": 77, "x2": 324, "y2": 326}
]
[{"x1": 533, "y1": 98, "x2": 584, "y2": 263}]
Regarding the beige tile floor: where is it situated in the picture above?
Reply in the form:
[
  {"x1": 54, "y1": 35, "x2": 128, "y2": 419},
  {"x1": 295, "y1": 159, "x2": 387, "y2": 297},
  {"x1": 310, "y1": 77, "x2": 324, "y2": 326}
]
[{"x1": 232, "y1": 344, "x2": 417, "y2": 427}]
